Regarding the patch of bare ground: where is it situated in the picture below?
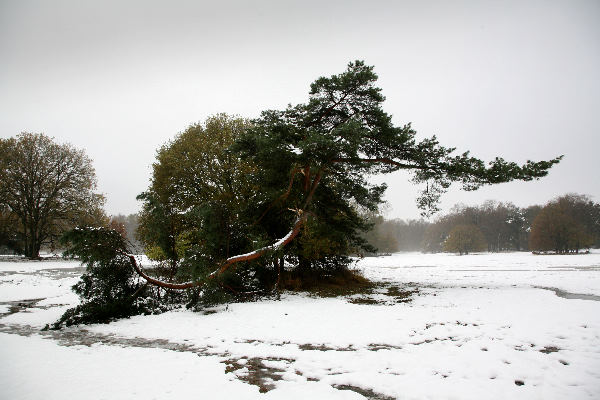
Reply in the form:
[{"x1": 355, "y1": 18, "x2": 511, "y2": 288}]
[
  {"x1": 0, "y1": 322, "x2": 211, "y2": 353},
  {"x1": 410, "y1": 337, "x2": 460, "y2": 346},
  {"x1": 298, "y1": 343, "x2": 355, "y2": 351},
  {"x1": 333, "y1": 384, "x2": 397, "y2": 400},
  {"x1": 222, "y1": 357, "x2": 293, "y2": 393},
  {"x1": 349, "y1": 283, "x2": 420, "y2": 305},
  {"x1": 276, "y1": 267, "x2": 422, "y2": 306},
  {"x1": 536, "y1": 286, "x2": 600, "y2": 301},
  {"x1": 279, "y1": 268, "x2": 374, "y2": 297},
  {"x1": 0, "y1": 298, "x2": 48, "y2": 317},
  {"x1": 367, "y1": 343, "x2": 403, "y2": 351},
  {"x1": 539, "y1": 346, "x2": 560, "y2": 354}
]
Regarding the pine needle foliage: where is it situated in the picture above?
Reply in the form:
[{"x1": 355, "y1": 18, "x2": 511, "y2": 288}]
[{"x1": 51, "y1": 227, "x2": 163, "y2": 328}]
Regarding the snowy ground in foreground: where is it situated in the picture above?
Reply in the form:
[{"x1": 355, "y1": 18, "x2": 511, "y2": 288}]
[{"x1": 1, "y1": 252, "x2": 599, "y2": 399}]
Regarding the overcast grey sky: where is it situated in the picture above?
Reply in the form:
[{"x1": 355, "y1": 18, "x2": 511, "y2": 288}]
[{"x1": 1, "y1": 0, "x2": 599, "y2": 219}]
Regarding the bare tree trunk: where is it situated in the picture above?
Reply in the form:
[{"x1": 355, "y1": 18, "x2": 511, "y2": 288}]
[{"x1": 25, "y1": 222, "x2": 40, "y2": 258}]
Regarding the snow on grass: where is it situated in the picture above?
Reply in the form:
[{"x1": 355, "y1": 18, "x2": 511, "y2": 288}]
[
  {"x1": 85, "y1": 286, "x2": 598, "y2": 399},
  {"x1": 357, "y1": 251, "x2": 600, "y2": 296},
  {"x1": 0, "y1": 304, "x2": 74, "y2": 328},
  {"x1": 0, "y1": 257, "x2": 80, "y2": 273},
  {"x1": 0, "y1": 252, "x2": 599, "y2": 399},
  {"x1": 0, "y1": 254, "x2": 154, "y2": 273},
  {"x1": 0, "y1": 272, "x2": 80, "y2": 302},
  {"x1": 0, "y1": 333, "x2": 363, "y2": 400}
]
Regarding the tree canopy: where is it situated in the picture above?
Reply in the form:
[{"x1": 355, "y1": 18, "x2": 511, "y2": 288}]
[
  {"x1": 443, "y1": 224, "x2": 487, "y2": 255},
  {"x1": 422, "y1": 201, "x2": 539, "y2": 253},
  {"x1": 126, "y1": 60, "x2": 560, "y2": 293},
  {"x1": 136, "y1": 114, "x2": 267, "y2": 290},
  {"x1": 529, "y1": 194, "x2": 598, "y2": 253},
  {"x1": 0, "y1": 133, "x2": 105, "y2": 258}
]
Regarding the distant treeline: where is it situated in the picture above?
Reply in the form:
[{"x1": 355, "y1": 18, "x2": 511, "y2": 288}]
[
  {"x1": 4, "y1": 196, "x2": 597, "y2": 256},
  {"x1": 364, "y1": 194, "x2": 600, "y2": 254}
]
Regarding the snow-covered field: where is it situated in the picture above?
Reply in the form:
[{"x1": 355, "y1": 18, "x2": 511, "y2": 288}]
[{"x1": 1, "y1": 252, "x2": 599, "y2": 399}]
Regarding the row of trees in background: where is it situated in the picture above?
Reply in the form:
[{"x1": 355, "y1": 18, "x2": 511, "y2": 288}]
[
  {"x1": 366, "y1": 194, "x2": 600, "y2": 254},
  {"x1": 529, "y1": 194, "x2": 600, "y2": 253},
  {"x1": 423, "y1": 200, "x2": 540, "y2": 253}
]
